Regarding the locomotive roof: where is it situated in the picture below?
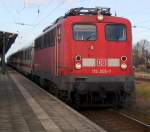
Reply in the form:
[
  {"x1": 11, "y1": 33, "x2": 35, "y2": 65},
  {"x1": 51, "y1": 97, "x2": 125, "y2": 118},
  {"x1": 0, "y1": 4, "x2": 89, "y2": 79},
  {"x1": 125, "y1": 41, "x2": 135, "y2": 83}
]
[
  {"x1": 64, "y1": 7, "x2": 111, "y2": 17},
  {"x1": 43, "y1": 7, "x2": 111, "y2": 32},
  {"x1": 55, "y1": 7, "x2": 111, "y2": 24}
]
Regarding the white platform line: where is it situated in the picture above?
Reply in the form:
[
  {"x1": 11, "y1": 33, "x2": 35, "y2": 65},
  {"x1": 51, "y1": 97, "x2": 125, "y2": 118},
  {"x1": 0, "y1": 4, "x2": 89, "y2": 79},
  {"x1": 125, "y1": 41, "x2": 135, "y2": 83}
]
[
  {"x1": 22, "y1": 73, "x2": 107, "y2": 132},
  {"x1": 10, "y1": 74, "x2": 62, "y2": 132}
]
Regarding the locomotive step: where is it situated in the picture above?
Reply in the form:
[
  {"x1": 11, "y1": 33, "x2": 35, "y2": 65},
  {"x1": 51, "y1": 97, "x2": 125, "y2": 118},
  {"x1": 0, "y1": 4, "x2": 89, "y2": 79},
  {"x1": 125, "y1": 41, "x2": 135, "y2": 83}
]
[{"x1": 0, "y1": 69, "x2": 105, "y2": 132}]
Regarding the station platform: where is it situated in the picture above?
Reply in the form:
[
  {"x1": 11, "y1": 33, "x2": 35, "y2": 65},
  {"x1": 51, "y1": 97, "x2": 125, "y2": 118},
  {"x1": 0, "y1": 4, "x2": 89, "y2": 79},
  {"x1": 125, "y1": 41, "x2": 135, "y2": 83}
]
[{"x1": 0, "y1": 69, "x2": 106, "y2": 132}]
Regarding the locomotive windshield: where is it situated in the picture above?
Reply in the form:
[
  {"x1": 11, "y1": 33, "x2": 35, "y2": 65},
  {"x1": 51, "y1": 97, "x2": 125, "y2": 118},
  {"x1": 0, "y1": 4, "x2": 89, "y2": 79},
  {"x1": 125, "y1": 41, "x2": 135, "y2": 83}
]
[
  {"x1": 106, "y1": 24, "x2": 126, "y2": 41},
  {"x1": 73, "y1": 24, "x2": 96, "y2": 41}
]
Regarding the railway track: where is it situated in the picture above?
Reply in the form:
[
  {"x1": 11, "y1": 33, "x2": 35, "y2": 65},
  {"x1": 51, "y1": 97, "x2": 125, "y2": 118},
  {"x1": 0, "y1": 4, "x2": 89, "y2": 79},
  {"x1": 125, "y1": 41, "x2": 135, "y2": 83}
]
[
  {"x1": 135, "y1": 73, "x2": 150, "y2": 81},
  {"x1": 10, "y1": 68, "x2": 150, "y2": 132},
  {"x1": 80, "y1": 108, "x2": 150, "y2": 132}
]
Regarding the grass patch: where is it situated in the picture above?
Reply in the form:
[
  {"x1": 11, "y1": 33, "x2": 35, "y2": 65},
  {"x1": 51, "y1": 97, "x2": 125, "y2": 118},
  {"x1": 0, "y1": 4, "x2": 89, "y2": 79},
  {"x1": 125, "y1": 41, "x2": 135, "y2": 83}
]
[{"x1": 136, "y1": 81, "x2": 150, "y2": 99}]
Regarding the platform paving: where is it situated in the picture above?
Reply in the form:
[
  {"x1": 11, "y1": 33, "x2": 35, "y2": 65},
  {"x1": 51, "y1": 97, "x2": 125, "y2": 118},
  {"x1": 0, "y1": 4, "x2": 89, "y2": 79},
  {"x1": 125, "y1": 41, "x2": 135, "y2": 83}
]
[{"x1": 0, "y1": 70, "x2": 106, "y2": 132}]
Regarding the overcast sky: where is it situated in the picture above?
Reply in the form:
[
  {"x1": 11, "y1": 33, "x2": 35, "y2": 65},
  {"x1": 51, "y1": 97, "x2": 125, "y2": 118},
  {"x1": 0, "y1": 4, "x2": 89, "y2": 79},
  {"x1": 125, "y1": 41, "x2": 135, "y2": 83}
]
[{"x1": 0, "y1": 0, "x2": 149, "y2": 57}]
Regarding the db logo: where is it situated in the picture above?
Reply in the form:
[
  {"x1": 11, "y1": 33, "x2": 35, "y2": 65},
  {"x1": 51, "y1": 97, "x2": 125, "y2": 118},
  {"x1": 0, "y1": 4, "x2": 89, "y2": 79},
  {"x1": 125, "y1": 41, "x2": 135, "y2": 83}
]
[{"x1": 97, "y1": 59, "x2": 106, "y2": 66}]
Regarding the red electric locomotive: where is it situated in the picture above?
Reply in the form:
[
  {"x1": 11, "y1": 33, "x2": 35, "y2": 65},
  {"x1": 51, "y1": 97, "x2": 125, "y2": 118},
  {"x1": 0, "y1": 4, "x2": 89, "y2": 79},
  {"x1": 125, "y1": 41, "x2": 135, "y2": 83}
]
[{"x1": 9, "y1": 7, "x2": 135, "y2": 107}]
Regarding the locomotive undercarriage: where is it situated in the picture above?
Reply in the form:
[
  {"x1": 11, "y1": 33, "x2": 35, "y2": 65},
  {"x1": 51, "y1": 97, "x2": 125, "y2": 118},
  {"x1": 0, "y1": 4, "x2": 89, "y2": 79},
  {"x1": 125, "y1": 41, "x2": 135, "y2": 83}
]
[
  {"x1": 57, "y1": 76, "x2": 135, "y2": 108},
  {"x1": 32, "y1": 73, "x2": 135, "y2": 108}
]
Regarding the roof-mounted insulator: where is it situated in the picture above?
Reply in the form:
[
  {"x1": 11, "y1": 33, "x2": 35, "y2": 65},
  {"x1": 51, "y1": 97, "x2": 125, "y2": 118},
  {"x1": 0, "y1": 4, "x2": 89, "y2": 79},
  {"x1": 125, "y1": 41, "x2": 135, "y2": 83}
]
[
  {"x1": 65, "y1": 7, "x2": 111, "y2": 17},
  {"x1": 42, "y1": 7, "x2": 112, "y2": 32}
]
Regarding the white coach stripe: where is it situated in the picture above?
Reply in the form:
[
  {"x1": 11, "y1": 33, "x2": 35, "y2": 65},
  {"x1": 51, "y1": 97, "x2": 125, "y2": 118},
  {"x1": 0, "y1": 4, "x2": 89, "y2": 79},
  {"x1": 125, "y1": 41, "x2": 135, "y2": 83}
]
[{"x1": 10, "y1": 74, "x2": 62, "y2": 132}]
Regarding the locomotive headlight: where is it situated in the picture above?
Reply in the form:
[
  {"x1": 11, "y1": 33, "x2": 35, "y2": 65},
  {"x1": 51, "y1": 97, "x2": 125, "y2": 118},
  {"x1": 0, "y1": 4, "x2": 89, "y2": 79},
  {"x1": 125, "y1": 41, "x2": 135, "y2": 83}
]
[
  {"x1": 97, "y1": 14, "x2": 104, "y2": 21},
  {"x1": 121, "y1": 63, "x2": 127, "y2": 70},
  {"x1": 75, "y1": 63, "x2": 81, "y2": 70}
]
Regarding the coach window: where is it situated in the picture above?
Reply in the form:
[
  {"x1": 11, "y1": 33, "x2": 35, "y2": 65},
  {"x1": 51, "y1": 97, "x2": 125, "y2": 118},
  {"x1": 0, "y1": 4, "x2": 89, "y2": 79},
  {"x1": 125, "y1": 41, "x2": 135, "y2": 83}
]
[
  {"x1": 46, "y1": 31, "x2": 51, "y2": 47},
  {"x1": 57, "y1": 26, "x2": 61, "y2": 43},
  {"x1": 47, "y1": 32, "x2": 50, "y2": 47},
  {"x1": 40, "y1": 36, "x2": 44, "y2": 48},
  {"x1": 51, "y1": 30, "x2": 55, "y2": 46},
  {"x1": 49, "y1": 30, "x2": 54, "y2": 46},
  {"x1": 43, "y1": 34, "x2": 46, "y2": 48},
  {"x1": 35, "y1": 37, "x2": 42, "y2": 49},
  {"x1": 35, "y1": 39, "x2": 38, "y2": 49},
  {"x1": 51, "y1": 29, "x2": 56, "y2": 46},
  {"x1": 106, "y1": 24, "x2": 126, "y2": 41},
  {"x1": 73, "y1": 24, "x2": 96, "y2": 41}
]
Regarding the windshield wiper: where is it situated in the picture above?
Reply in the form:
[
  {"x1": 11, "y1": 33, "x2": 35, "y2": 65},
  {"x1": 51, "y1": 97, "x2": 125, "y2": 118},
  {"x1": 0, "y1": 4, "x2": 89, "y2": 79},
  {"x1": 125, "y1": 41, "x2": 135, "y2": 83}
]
[{"x1": 86, "y1": 33, "x2": 95, "y2": 40}]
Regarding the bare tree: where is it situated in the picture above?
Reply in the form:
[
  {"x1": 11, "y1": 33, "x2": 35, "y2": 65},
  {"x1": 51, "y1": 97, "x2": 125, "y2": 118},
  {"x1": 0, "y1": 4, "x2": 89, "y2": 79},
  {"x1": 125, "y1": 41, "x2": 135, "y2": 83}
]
[{"x1": 133, "y1": 39, "x2": 150, "y2": 68}]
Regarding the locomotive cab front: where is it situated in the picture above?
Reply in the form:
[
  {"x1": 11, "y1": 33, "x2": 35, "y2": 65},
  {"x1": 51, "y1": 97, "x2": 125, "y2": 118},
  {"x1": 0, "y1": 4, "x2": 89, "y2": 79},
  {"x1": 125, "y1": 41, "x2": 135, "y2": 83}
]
[{"x1": 59, "y1": 8, "x2": 134, "y2": 107}]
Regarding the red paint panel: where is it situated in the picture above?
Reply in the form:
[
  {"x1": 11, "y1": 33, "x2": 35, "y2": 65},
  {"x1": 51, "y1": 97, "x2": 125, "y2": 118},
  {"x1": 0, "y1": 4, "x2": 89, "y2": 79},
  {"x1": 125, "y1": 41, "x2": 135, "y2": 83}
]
[
  {"x1": 60, "y1": 16, "x2": 132, "y2": 76},
  {"x1": 33, "y1": 47, "x2": 55, "y2": 75}
]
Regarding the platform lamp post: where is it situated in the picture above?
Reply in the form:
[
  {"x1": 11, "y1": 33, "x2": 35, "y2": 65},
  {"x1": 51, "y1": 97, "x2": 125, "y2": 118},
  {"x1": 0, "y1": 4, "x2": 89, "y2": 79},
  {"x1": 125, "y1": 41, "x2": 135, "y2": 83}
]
[
  {"x1": 2, "y1": 32, "x2": 6, "y2": 74},
  {"x1": 1, "y1": 32, "x2": 8, "y2": 74}
]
